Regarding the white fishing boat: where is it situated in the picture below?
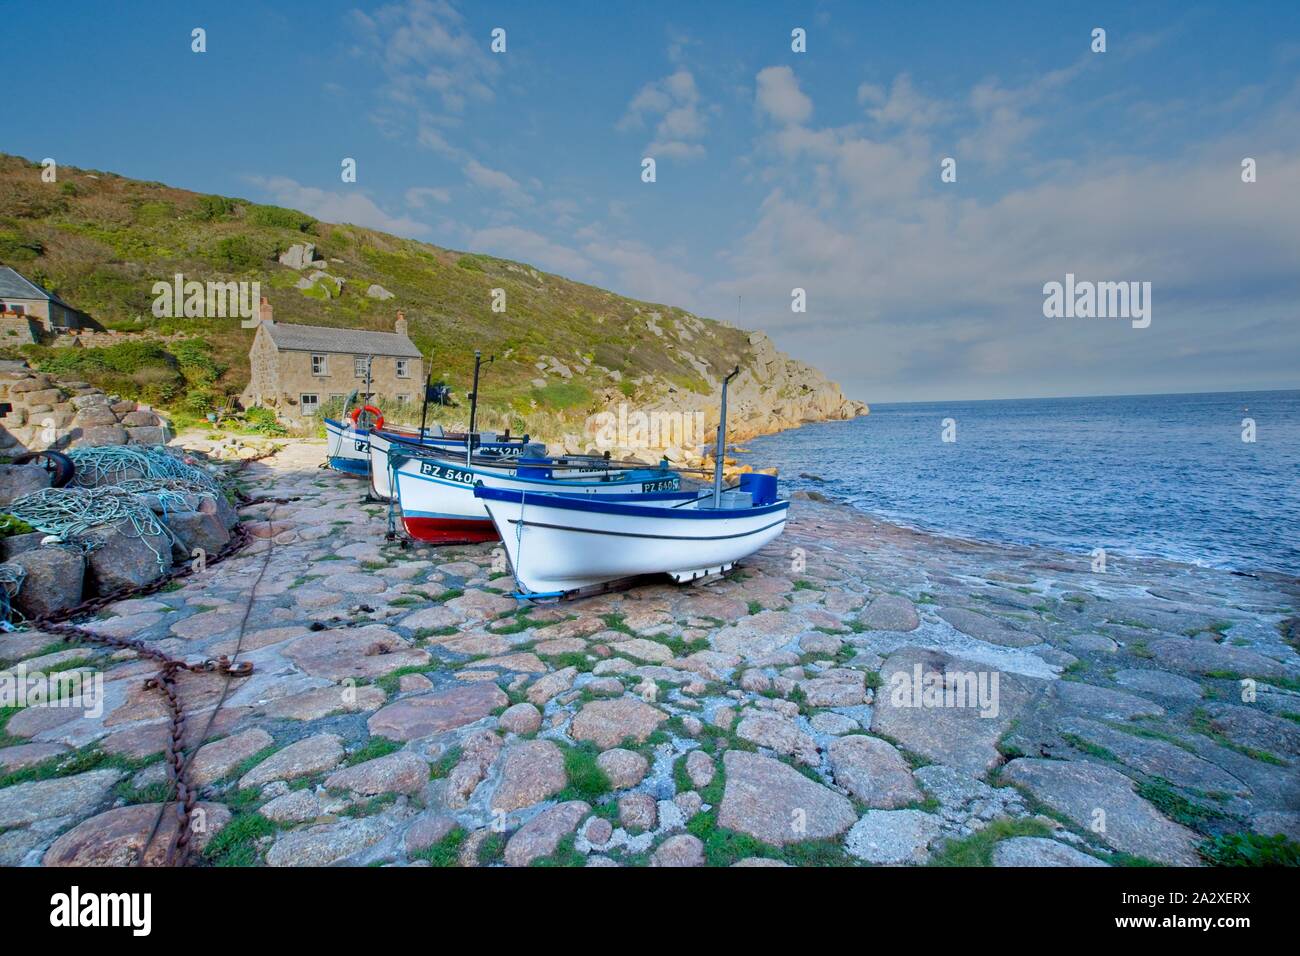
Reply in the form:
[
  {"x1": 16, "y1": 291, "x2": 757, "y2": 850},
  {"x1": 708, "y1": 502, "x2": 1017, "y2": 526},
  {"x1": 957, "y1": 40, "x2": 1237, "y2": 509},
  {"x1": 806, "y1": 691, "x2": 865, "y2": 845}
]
[
  {"x1": 390, "y1": 450, "x2": 680, "y2": 543},
  {"x1": 475, "y1": 473, "x2": 789, "y2": 597},
  {"x1": 367, "y1": 428, "x2": 542, "y2": 499},
  {"x1": 476, "y1": 363, "x2": 785, "y2": 597}
]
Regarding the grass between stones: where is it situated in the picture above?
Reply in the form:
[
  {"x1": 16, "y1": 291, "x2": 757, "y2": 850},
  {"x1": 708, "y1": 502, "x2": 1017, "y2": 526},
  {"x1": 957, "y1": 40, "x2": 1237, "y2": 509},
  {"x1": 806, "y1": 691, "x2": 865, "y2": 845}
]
[
  {"x1": 222, "y1": 745, "x2": 280, "y2": 786},
  {"x1": 531, "y1": 833, "x2": 586, "y2": 867},
  {"x1": 927, "y1": 817, "x2": 1055, "y2": 866},
  {"x1": 1059, "y1": 732, "x2": 1119, "y2": 763},
  {"x1": 340, "y1": 793, "x2": 399, "y2": 817},
  {"x1": 411, "y1": 826, "x2": 466, "y2": 866},
  {"x1": 0, "y1": 743, "x2": 161, "y2": 789},
  {"x1": 1198, "y1": 832, "x2": 1300, "y2": 867},
  {"x1": 539, "y1": 651, "x2": 595, "y2": 673},
  {"x1": 0, "y1": 706, "x2": 21, "y2": 749},
  {"x1": 556, "y1": 742, "x2": 611, "y2": 802},
  {"x1": 428, "y1": 745, "x2": 462, "y2": 780},
  {"x1": 489, "y1": 610, "x2": 539, "y2": 634},
  {"x1": 685, "y1": 811, "x2": 852, "y2": 867},
  {"x1": 202, "y1": 812, "x2": 277, "y2": 867},
  {"x1": 1134, "y1": 777, "x2": 1226, "y2": 830},
  {"x1": 1188, "y1": 708, "x2": 1286, "y2": 765},
  {"x1": 413, "y1": 625, "x2": 459, "y2": 642},
  {"x1": 345, "y1": 736, "x2": 401, "y2": 766},
  {"x1": 375, "y1": 665, "x2": 433, "y2": 695}
]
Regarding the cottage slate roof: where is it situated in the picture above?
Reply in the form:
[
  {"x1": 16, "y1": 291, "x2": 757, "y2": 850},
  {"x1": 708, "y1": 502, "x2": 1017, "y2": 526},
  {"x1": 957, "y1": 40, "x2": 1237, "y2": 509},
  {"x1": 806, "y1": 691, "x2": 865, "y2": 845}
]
[
  {"x1": 264, "y1": 322, "x2": 422, "y2": 358},
  {"x1": 0, "y1": 265, "x2": 70, "y2": 304}
]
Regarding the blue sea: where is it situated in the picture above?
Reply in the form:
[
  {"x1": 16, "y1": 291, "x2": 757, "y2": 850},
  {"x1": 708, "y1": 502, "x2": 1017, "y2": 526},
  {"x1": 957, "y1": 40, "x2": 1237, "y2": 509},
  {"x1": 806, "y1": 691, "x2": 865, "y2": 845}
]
[{"x1": 737, "y1": 390, "x2": 1300, "y2": 574}]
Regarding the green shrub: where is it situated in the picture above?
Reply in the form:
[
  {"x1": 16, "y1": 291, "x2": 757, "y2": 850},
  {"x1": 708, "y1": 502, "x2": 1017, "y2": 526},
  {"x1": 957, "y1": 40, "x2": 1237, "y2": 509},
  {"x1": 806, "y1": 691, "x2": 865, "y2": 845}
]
[
  {"x1": 242, "y1": 406, "x2": 287, "y2": 436},
  {"x1": 210, "y1": 234, "x2": 275, "y2": 270},
  {"x1": 0, "y1": 229, "x2": 43, "y2": 261},
  {"x1": 193, "y1": 194, "x2": 236, "y2": 221},
  {"x1": 1199, "y1": 832, "x2": 1300, "y2": 867},
  {"x1": 247, "y1": 204, "x2": 316, "y2": 232}
]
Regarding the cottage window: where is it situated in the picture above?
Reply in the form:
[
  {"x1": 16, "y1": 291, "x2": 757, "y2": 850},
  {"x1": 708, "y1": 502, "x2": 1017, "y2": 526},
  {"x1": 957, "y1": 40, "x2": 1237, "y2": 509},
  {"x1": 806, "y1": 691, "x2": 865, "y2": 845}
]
[
  {"x1": 354, "y1": 356, "x2": 369, "y2": 378},
  {"x1": 311, "y1": 354, "x2": 327, "y2": 376},
  {"x1": 396, "y1": 394, "x2": 410, "y2": 405},
  {"x1": 396, "y1": 359, "x2": 410, "y2": 378},
  {"x1": 300, "y1": 394, "x2": 320, "y2": 415}
]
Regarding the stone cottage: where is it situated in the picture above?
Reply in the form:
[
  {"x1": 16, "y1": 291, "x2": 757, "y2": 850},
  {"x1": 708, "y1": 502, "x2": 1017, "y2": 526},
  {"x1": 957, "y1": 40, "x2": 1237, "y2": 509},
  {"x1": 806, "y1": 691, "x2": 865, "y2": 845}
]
[
  {"x1": 242, "y1": 301, "x2": 424, "y2": 419},
  {"x1": 0, "y1": 265, "x2": 97, "y2": 344}
]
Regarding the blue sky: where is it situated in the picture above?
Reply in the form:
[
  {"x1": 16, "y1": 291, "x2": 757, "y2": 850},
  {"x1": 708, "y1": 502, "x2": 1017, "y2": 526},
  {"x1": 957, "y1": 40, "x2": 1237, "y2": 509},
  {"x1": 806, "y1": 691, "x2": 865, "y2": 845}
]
[{"x1": 5, "y1": 1, "x2": 1299, "y2": 402}]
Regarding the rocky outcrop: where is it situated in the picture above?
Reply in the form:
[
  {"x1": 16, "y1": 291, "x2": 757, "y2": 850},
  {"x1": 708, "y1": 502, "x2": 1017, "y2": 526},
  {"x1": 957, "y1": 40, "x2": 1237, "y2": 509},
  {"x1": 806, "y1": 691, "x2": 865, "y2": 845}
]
[
  {"x1": 0, "y1": 365, "x2": 169, "y2": 454},
  {"x1": 278, "y1": 243, "x2": 326, "y2": 271},
  {"x1": 570, "y1": 327, "x2": 866, "y2": 459}
]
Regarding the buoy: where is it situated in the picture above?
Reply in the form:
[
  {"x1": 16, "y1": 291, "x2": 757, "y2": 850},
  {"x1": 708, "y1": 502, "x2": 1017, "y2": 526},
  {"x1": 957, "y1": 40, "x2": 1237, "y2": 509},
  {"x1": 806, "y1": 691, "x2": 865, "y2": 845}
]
[{"x1": 350, "y1": 405, "x2": 384, "y2": 430}]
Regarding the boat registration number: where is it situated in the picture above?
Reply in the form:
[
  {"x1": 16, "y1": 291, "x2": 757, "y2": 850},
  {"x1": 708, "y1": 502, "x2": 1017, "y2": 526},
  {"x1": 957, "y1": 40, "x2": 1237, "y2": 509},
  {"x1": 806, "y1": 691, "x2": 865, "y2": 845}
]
[
  {"x1": 354, "y1": 440, "x2": 368, "y2": 452},
  {"x1": 419, "y1": 461, "x2": 475, "y2": 484},
  {"x1": 641, "y1": 478, "x2": 680, "y2": 492}
]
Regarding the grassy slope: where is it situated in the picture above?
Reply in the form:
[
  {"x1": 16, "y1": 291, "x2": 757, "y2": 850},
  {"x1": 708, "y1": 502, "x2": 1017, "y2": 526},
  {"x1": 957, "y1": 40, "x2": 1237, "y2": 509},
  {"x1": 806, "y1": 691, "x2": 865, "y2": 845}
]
[{"x1": 0, "y1": 153, "x2": 756, "y2": 434}]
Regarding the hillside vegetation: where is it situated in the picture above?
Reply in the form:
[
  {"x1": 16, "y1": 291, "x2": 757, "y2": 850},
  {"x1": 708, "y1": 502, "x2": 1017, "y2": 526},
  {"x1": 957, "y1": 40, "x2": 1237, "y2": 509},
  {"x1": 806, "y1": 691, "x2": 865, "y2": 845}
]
[{"x1": 0, "y1": 153, "x2": 862, "y2": 446}]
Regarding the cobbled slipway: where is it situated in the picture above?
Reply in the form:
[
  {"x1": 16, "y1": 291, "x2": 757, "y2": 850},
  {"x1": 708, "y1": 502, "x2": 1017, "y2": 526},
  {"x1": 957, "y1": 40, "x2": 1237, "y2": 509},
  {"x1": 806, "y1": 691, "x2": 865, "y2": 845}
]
[{"x1": 1, "y1": 438, "x2": 1296, "y2": 867}]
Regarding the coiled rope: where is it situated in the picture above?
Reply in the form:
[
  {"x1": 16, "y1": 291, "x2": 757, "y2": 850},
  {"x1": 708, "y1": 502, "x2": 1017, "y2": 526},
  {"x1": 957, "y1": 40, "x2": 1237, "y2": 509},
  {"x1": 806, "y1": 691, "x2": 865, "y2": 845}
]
[{"x1": 67, "y1": 445, "x2": 220, "y2": 492}]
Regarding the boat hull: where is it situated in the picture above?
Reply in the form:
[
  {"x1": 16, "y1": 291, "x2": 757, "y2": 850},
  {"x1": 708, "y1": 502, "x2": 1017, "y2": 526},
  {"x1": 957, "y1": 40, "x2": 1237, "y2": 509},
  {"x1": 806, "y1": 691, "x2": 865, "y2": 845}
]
[
  {"x1": 477, "y1": 488, "x2": 790, "y2": 595},
  {"x1": 392, "y1": 456, "x2": 681, "y2": 544},
  {"x1": 400, "y1": 514, "x2": 498, "y2": 544},
  {"x1": 368, "y1": 430, "x2": 541, "y2": 500}
]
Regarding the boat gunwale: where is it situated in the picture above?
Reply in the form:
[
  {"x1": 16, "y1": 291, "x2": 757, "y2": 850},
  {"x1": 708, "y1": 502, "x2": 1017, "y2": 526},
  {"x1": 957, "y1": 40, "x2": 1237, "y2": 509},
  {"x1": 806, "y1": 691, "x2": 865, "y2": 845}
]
[
  {"x1": 394, "y1": 461, "x2": 678, "y2": 490},
  {"x1": 475, "y1": 485, "x2": 790, "y2": 520}
]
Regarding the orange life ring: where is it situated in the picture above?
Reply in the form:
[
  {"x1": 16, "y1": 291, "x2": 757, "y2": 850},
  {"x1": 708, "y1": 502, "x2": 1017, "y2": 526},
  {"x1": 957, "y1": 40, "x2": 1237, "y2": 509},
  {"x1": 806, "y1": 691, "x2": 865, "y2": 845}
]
[{"x1": 350, "y1": 405, "x2": 384, "y2": 430}]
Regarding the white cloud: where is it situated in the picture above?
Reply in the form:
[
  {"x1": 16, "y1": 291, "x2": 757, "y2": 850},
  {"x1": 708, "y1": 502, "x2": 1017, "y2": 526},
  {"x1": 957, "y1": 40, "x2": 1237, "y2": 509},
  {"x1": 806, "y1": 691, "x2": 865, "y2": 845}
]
[
  {"x1": 858, "y1": 73, "x2": 948, "y2": 128},
  {"x1": 353, "y1": 0, "x2": 498, "y2": 115},
  {"x1": 246, "y1": 175, "x2": 430, "y2": 236},
  {"x1": 582, "y1": 234, "x2": 703, "y2": 306},
  {"x1": 619, "y1": 68, "x2": 710, "y2": 160},
  {"x1": 405, "y1": 186, "x2": 451, "y2": 208},
  {"x1": 463, "y1": 159, "x2": 531, "y2": 205},
  {"x1": 755, "y1": 66, "x2": 813, "y2": 125}
]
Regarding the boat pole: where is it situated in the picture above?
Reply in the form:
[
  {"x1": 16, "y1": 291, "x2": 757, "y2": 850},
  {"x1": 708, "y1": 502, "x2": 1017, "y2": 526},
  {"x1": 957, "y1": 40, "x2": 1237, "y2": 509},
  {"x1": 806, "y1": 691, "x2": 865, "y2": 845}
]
[
  {"x1": 467, "y1": 350, "x2": 483, "y2": 466},
  {"x1": 364, "y1": 354, "x2": 373, "y2": 422},
  {"x1": 418, "y1": 366, "x2": 432, "y2": 440},
  {"x1": 713, "y1": 366, "x2": 740, "y2": 508}
]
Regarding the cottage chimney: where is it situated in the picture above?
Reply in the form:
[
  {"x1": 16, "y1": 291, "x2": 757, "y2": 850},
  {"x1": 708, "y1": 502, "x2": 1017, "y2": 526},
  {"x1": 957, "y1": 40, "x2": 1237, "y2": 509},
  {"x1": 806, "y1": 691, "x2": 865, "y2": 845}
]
[
  {"x1": 258, "y1": 296, "x2": 274, "y2": 326},
  {"x1": 394, "y1": 309, "x2": 408, "y2": 337}
]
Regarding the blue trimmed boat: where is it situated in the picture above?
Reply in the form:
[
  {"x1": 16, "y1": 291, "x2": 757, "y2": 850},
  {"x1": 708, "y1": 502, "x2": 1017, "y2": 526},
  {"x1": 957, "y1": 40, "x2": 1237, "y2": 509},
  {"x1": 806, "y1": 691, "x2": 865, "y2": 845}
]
[
  {"x1": 324, "y1": 417, "x2": 531, "y2": 476},
  {"x1": 390, "y1": 446, "x2": 680, "y2": 543},
  {"x1": 474, "y1": 473, "x2": 789, "y2": 597}
]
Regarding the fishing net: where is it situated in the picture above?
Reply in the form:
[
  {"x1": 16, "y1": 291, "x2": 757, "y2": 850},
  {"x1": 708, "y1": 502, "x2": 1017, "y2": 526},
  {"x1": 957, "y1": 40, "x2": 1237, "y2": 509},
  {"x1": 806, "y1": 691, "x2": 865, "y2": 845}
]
[
  {"x1": 0, "y1": 563, "x2": 26, "y2": 629},
  {"x1": 67, "y1": 445, "x2": 220, "y2": 492},
  {"x1": 4, "y1": 485, "x2": 178, "y2": 573}
]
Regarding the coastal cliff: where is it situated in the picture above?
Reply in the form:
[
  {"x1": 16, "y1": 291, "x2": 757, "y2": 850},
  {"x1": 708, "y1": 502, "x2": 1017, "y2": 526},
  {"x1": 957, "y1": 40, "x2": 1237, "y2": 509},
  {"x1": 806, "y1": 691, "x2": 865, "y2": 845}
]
[{"x1": 0, "y1": 153, "x2": 866, "y2": 446}]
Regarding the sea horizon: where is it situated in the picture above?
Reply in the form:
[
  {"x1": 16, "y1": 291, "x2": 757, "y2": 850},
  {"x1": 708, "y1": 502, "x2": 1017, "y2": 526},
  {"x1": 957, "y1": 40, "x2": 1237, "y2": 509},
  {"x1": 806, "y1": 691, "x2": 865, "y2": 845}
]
[
  {"x1": 860, "y1": 385, "x2": 1300, "y2": 409},
  {"x1": 741, "y1": 388, "x2": 1300, "y2": 576}
]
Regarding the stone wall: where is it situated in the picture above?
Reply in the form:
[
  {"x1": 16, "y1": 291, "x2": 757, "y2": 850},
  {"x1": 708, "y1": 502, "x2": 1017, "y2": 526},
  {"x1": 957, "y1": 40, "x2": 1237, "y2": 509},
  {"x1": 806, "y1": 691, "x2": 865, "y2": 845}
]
[
  {"x1": 0, "y1": 364, "x2": 170, "y2": 453},
  {"x1": 0, "y1": 314, "x2": 40, "y2": 346}
]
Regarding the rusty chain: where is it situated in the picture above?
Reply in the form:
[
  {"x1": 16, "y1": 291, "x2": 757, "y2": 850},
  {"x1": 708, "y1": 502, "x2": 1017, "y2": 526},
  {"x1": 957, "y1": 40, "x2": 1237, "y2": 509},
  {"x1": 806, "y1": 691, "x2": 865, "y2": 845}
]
[{"x1": 19, "y1": 447, "x2": 295, "y2": 865}]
